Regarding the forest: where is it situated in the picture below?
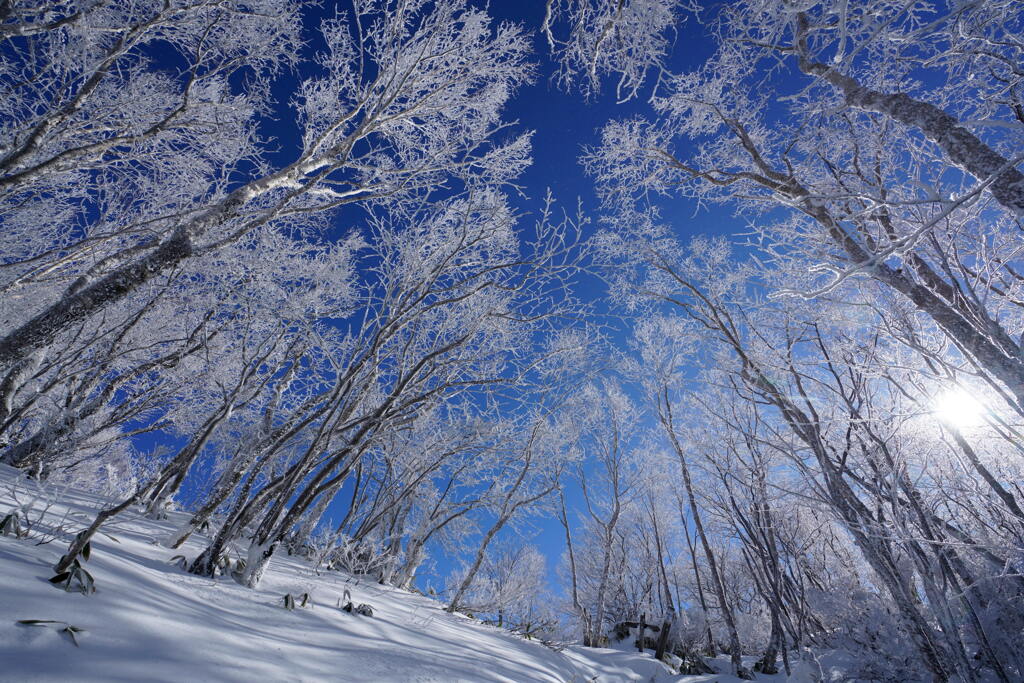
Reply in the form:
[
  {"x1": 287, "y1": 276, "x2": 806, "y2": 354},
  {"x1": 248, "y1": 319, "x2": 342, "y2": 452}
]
[{"x1": 2, "y1": 1, "x2": 1024, "y2": 681}]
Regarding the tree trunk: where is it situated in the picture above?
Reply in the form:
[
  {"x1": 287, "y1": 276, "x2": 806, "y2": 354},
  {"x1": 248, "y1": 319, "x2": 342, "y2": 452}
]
[
  {"x1": 241, "y1": 540, "x2": 277, "y2": 588},
  {"x1": 0, "y1": 233, "x2": 193, "y2": 370},
  {"x1": 54, "y1": 490, "x2": 143, "y2": 573},
  {"x1": 654, "y1": 615, "x2": 673, "y2": 662},
  {"x1": 662, "y1": 402, "x2": 749, "y2": 679},
  {"x1": 447, "y1": 514, "x2": 508, "y2": 613},
  {"x1": 754, "y1": 614, "x2": 781, "y2": 675},
  {"x1": 795, "y1": 17, "x2": 1024, "y2": 217}
]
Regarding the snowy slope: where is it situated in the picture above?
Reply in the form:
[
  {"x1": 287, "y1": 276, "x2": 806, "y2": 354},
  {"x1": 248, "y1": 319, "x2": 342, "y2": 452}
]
[{"x1": 0, "y1": 467, "x2": 790, "y2": 682}]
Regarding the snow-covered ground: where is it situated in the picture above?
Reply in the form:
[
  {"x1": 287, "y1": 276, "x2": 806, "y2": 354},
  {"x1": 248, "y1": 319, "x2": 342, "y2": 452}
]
[{"x1": 0, "y1": 466, "x2": 818, "y2": 682}]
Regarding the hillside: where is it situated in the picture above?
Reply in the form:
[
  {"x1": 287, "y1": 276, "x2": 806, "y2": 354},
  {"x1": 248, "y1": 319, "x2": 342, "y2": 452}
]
[{"x1": 0, "y1": 465, "x2": 769, "y2": 683}]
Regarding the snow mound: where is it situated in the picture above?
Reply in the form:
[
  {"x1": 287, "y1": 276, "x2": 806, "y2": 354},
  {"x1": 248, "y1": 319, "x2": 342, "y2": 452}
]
[{"x1": 0, "y1": 467, "x2": 683, "y2": 682}]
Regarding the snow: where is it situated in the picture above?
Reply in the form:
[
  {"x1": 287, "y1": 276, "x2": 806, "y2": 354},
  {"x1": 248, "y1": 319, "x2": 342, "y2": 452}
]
[
  {"x1": 564, "y1": 647, "x2": 687, "y2": 682},
  {"x1": 0, "y1": 465, "x2": 799, "y2": 682}
]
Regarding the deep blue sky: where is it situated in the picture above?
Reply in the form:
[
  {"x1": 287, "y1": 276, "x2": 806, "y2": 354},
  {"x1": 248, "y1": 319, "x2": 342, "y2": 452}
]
[{"x1": 490, "y1": 1, "x2": 727, "y2": 232}]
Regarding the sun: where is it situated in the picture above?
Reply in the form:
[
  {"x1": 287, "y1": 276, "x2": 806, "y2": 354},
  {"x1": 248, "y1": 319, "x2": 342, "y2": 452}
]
[{"x1": 933, "y1": 388, "x2": 985, "y2": 429}]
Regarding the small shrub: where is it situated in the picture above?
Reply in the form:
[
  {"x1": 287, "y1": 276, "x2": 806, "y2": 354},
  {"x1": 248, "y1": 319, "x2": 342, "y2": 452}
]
[
  {"x1": 50, "y1": 533, "x2": 95, "y2": 595},
  {"x1": 282, "y1": 592, "x2": 313, "y2": 610},
  {"x1": 17, "y1": 620, "x2": 86, "y2": 646},
  {"x1": 48, "y1": 558, "x2": 95, "y2": 595},
  {"x1": 2, "y1": 476, "x2": 73, "y2": 545}
]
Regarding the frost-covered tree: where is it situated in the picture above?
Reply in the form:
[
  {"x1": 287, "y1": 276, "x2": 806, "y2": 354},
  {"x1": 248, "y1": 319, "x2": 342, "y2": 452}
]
[
  {"x1": 543, "y1": 2, "x2": 1024, "y2": 675},
  {"x1": 179, "y1": 193, "x2": 589, "y2": 586},
  {"x1": 558, "y1": 0, "x2": 1024, "y2": 411},
  {"x1": 559, "y1": 378, "x2": 649, "y2": 646},
  {"x1": 1, "y1": 0, "x2": 532, "y2": 370},
  {"x1": 608, "y1": 231, "x2": 1024, "y2": 680},
  {"x1": 447, "y1": 408, "x2": 570, "y2": 614},
  {"x1": 447, "y1": 542, "x2": 559, "y2": 638},
  {"x1": 1, "y1": 1, "x2": 596, "y2": 599}
]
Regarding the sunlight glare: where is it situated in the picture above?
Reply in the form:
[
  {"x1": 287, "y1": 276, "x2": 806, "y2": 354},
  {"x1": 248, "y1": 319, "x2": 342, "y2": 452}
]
[{"x1": 934, "y1": 388, "x2": 985, "y2": 429}]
